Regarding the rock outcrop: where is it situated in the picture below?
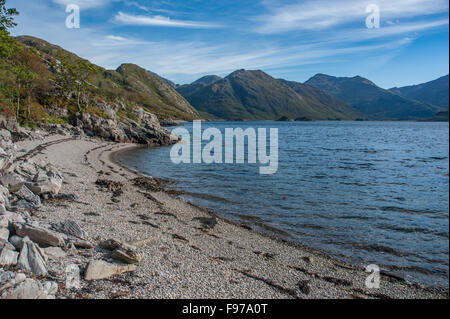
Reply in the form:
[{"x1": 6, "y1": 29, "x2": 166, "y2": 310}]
[{"x1": 74, "y1": 103, "x2": 180, "y2": 146}]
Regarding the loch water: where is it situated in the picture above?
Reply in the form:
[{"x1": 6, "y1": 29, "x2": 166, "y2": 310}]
[{"x1": 117, "y1": 121, "x2": 449, "y2": 287}]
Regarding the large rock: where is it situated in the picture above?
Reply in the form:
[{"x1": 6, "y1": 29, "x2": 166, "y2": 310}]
[
  {"x1": 0, "y1": 172, "x2": 25, "y2": 193},
  {"x1": 76, "y1": 112, "x2": 127, "y2": 143},
  {"x1": 53, "y1": 220, "x2": 88, "y2": 240},
  {"x1": 0, "y1": 128, "x2": 12, "y2": 141},
  {"x1": 0, "y1": 185, "x2": 10, "y2": 208},
  {"x1": 12, "y1": 185, "x2": 41, "y2": 210},
  {"x1": 0, "y1": 238, "x2": 15, "y2": 251},
  {"x1": 69, "y1": 238, "x2": 93, "y2": 249},
  {"x1": 14, "y1": 160, "x2": 38, "y2": 179},
  {"x1": 0, "y1": 211, "x2": 26, "y2": 228},
  {"x1": 13, "y1": 223, "x2": 64, "y2": 247},
  {"x1": 43, "y1": 246, "x2": 66, "y2": 259},
  {"x1": 110, "y1": 243, "x2": 142, "y2": 264},
  {"x1": 8, "y1": 235, "x2": 24, "y2": 251},
  {"x1": 84, "y1": 260, "x2": 137, "y2": 281},
  {"x1": 0, "y1": 271, "x2": 26, "y2": 293},
  {"x1": 0, "y1": 246, "x2": 19, "y2": 266},
  {"x1": 17, "y1": 237, "x2": 47, "y2": 276},
  {"x1": 0, "y1": 155, "x2": 13, "y2": 176},
  {"x1": 26, "y1": 164, "x2": 63, "y2": 196},
  {"x1": 0, "y1": 227, "x2": 9, "y2": 243},
  {"x1": 1, "y1": 278, "x2": 55, "y2": 299},
  {"x1": 0, "y1": 215, "x2": 8, "y2": 228},
  {"x1": 75, "y1": 105, "x2": 178, "y2": 146},
  {"x1": 99, "y1": 238, "x2": 122, "y2": 250}
]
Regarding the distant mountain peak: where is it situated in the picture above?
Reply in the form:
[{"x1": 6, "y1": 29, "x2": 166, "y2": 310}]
[
  {"x1": 306, "y1": 73, "x2": 441, "y2": 120},
  {"x1": 389, "y1": 74, "x2": 449, "y2": 108},
  {"x1": 192, "y1": 75, "x2": 222, "y2": 85}
]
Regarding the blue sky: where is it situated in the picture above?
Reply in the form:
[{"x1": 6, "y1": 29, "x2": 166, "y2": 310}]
[{"x1": 8, "y1": 0, "x2": 449, "y2": 88}]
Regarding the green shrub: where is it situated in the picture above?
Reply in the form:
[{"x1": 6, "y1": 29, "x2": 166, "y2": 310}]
[
  {"x1": 42, "y1": 115, "x2": 68, "y2": 124},
  {"x1": 85, "y1": 106, "x2": 110, "y2": 119}
]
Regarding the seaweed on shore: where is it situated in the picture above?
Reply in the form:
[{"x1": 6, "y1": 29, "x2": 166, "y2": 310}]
[
  {"x1": 95, "y1": 179, "x2": 124, "y2": 197},
  {"x1": 132, "y1": 177, "x2": 166, "y2": 192}
]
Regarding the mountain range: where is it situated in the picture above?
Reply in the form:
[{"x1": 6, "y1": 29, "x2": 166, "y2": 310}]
[
  {"x1": 305, "y1": 74, "x2": 443, "y2": 120},
  {"x1": 1, "y1": 35, "x2": 448, "y2": 124},
  {"x1": 177, "y1": 70, "x2": 448, "y2": 121},
  {"x1": 390, "y1": 75, "x2": 449, "y2": 109},
  {"x1": 176, "y1": 69, "x2": 362, "y2": 121}
]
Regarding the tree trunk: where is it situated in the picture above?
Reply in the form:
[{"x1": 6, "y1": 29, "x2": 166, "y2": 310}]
[
  {"x1": 77, "y1": 87, "x2": 81, "y2": 112},
  {"x1": 16, "y1": 84, "x2": 20, "y2": 120},
  {"x1": 27, "y1": 94, "x2": 31, "y2": 119}
]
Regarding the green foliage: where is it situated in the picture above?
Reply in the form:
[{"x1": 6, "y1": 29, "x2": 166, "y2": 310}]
[
  {"x1": 0, "y1": 0, "x2": 18, "y2": 31},
  {"x1": 42, "y1": 115, "x2": 68, "y2": 124},
  {"x1": 117, "y1": 102, "x2": 138, "y2": 122},
  {"x1": 0, "y1": 29, "x2": 20, "y2": 59},
  {"x1": 85, "y1": 107, "x2": 110, "y2": 119},
  {"x1": 0, "y1": 31, "x2": 53, "y2": 122}
]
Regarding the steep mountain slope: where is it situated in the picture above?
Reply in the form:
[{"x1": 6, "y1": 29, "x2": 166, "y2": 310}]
[
  {"x1": 390, "y1": 75, "x2": 449, "y2": 108},
  {"x1": 15, "y1": 36, "x2": 199, "y2": 120},
  {"x1": 179, "y1": 69, "x2": 361, "y2": 120},
  {"x1": 148, "y1": 70, "x2": 179, "y2": 89},
  {"x1": 176, "y1": 75, "x2": 222, "y2": 102},
  {"x1": 103, "y1": 63, "x2": 198, "y2": 119},
  {"x1": 279, "y1": 79, "x2": 362, "y2": 120},
  {"x1": 192, "y1": 75, "x2": 222, "y2": 85},
  {"x1": 306, "y1": 74, "x2": 441, "y2": 120}
]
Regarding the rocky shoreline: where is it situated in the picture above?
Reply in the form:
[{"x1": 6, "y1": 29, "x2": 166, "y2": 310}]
[{"x1": 0, "y1": 118, "x2": 448, "y2": 299}]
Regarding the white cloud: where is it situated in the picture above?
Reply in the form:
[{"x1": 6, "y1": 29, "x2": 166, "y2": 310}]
[
  {"x1": 105, "y1": 35, "x2": 127, "y2": 41},
  {"x1": 254, "y1": 0, "x2": 449, "y2": 33},
  {"x1": 114, "y1": 11, "x2": 223, "y2": 28},
  {"x1": 99, "y1": 35, "x2": 151, "y2": 46},
  {"x1": 328, "y1": 18, "x2": 449, "y2": 43},
  {"x1": 123, "y1": 1, "x2": 150, "y2": 12},
  {"x1": 85, "y1": 36, "x2": 414, "y2": 84}
]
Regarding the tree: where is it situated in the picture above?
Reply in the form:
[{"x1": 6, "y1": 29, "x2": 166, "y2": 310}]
[
  {"x1": 0, "y1": 0, "x2": 18, "y2": 31},
  {"x1": 57, "y1": 57, "x2": 100, "y2": 112},
  {"x1": 15, "y1": 47, "x2": 50, "y2": 120},
  {"x1": 0, "y1": 28, "x2": 19, "y2": 59},
  {"x1": 12, "y1": 63, "x2": 36, "y2": 119}
]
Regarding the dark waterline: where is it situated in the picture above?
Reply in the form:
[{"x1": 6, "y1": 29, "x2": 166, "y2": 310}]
[{"x1": 117, "y1": 121, "x2": 449, "y2": 288}]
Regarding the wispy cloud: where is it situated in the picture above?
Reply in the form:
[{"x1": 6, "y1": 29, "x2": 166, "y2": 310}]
[
  {"x1": 326, "y1": 18, "x2": 449, "y2": 43},
  {"x1": 114, "y1": 11, "x2": 223, "y2": 28},
  {"x1": 123, "y1": 1, "x2": 150, "y2": 12},
  {"x1": 254, "y1": 0, "x2": 449, "y2": 33},
  {"x1": 86, "y1": 36, "x2": 414, "y2": 83},
  {"x1": 98, "y1": 35, "x2": 151, "y2": 46}
]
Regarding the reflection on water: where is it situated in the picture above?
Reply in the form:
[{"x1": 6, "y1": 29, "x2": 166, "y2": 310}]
[{"x1": 118, "y1": 121, "x2": 449, "y2": 287}]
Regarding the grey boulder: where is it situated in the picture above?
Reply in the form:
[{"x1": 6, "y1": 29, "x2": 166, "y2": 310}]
[
  {"x1": 84, "y1": 260, "x2": 137, "y2": 281},
  {"x1": 0, "y1": 172, "x2": 25, "y2": 193},
  {"x1": 0, "y1": 246, "x2": 19, "y2": 267},
  {"x1": 17, "y1": 237, "x2": 47, "y2": 276},
  {"x1": 13, "y1": 223, "x2": 64, "y2": 247}
]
